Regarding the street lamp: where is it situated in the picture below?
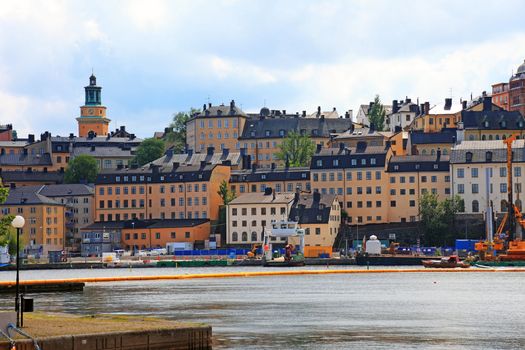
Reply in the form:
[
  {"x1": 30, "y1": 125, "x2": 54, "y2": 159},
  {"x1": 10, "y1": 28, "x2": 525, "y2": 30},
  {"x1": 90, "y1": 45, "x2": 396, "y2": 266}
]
[{"x1": 12, "y1": 215, "x2": 25, "y2": 328}]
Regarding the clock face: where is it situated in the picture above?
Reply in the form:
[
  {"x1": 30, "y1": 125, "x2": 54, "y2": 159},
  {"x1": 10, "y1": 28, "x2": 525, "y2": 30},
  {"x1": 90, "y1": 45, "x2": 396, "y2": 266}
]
[{"x1": 88, "y1": 108, "x2": 94, "y2": 115}]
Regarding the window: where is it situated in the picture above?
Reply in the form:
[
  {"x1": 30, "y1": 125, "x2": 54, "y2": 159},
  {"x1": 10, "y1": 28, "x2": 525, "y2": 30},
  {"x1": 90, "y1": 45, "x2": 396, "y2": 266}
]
[
  {"x1": 366, "y1": 171, "x2": 372, "y2": 180},
  {"x1": 472, "y1": 200, "x2": 479, "y2": 213},
  {"x1": 390, "y1": 177, "x2": 395, "y2": 184},
  {"x1": 400, "y1": 176, "x2": 405, "y2": 183},
  {"x1": 357, "y1": 172, "x2": 362, "y2": 181},
  {"x1": 457, "y1": 168, "x2": 464, "y2": 178},
  {"x1": 500, "y1": 183, "x2": 507, "y2": 193},
  {"x1": 471, "y1": 168, "x2": 478, "y2": 178},
  {"x1": 500, "y1": 167, "x2": 507, "y2": 177},
  {"x1": 315, "y1": 228, "x2": 321, "y2": 235},
  {"x1": 409, "y1": 200, "x2": 415, "y2": 207},
  {"x1": 409, "y1": 176, "x2": 415, "y2": 183},
  {"x1": 375, "y1": 171, "x2": 381, "y2": 180},
  {"x1": 390, "y1": 201, "x2": 396, "y2": 207},
  {"x1": 501, "y1": 200, "x2": 508, "y2": 212},
  {"x1": 431, "y1": 176, "x2": 437, "y2": 183},
  {"x1": 457, "y1": 184, "x2": 465, "y2": 194},
  {"x1": 376, "y1": 201, "x2": 381, "y2": 207},
  {"x1": 472, "y1": 184, "x2": 479, "y2": 194},
  {"x1": 515, "y1": 167, "x2": 522, "y2": 177},
  {"x1": 242, "y1": 232, "x2": 248, "y2": 241}
]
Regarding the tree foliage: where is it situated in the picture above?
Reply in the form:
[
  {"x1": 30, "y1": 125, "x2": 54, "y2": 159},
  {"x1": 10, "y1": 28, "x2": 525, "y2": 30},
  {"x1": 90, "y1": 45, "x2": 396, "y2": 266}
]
[
  {"x1": 368, "y1": 94, "x2": 386, "y2": 131},
  {"x1": 217, "y1": 180, "x2": 236, "y2": 205},
  {"x1": 165, "y1": 108, "x2": 200, "y2": 153},
  {"x1": 133, "y1": 138, "x2": 166, "y2": 166},
  {"x1": 64, "y1": 154, "x2": 99, "y2": 183},
  {"x1": 419, "y1": 192, "x2": 464, "y2": 246},
  {"x1": 276, "y1": 131, "x2": 316, "y2": 167},
  {"x1": 0, "y1": 181, "x2": 17, "y2": 255}
]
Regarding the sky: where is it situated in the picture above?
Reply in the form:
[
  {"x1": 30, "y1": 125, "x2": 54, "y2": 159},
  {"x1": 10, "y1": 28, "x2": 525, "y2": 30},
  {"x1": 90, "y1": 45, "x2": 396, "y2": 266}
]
[{"x1": 1, "y1": 0, "x2": 525, "y2": 139}]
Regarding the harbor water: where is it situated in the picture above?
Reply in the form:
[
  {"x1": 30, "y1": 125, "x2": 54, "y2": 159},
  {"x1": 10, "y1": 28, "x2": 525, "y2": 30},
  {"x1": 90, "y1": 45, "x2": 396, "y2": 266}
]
[{"x1": 0, "y1": 266, "x2": 524, "y2": 349}]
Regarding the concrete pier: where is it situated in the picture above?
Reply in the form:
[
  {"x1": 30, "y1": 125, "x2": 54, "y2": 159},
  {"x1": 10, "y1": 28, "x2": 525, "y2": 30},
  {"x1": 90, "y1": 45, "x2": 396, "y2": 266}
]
[{"x1": 0, "y1": 314, "x2": 211, "y2": 350}]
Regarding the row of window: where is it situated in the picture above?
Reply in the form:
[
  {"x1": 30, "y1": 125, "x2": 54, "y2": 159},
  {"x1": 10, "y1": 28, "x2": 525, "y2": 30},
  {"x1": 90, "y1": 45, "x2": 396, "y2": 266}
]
[
  {"x1": 124, "y1": 231, "x2": 191, "y2": 240},
  {"x1": 230, "y1": 227, "x2": 323, "y2": 242},
  {"x1": 231, "y1": 182, "x2": 311, "y2": 194},
  {"x1": 98, "y1": 196, "x2": 208, "y2": 209},
  {"x1": 99, "y1": 211, "x2": 207, "y2": 222},
  {"x1": 200, "y1": 131, "x2": 238, "y2": 140},
  {"x1": 347, "y1": 216, "x2": 416, "y2": 223},
  {"x1": 315, "y1": 157, "x2": 378, "y2": 168},
  {"x1": 1, "y1": 207, "x2": 57, "y2": 214},
  {"x1": 457, "y1": 167, "x2": 522, "y2": 178},
  {"x1": 457, "y1": 183, "x2": 509, "y2": 194},
  {"x1": 199, "y1": 118, "x2": 238, "y2": 129},
  {"x1": 99, "y1": 183, "x2": 208, "y2": 196},
  {"x1": 231, "y1": 207, "x2": 287, "y2": 216}
]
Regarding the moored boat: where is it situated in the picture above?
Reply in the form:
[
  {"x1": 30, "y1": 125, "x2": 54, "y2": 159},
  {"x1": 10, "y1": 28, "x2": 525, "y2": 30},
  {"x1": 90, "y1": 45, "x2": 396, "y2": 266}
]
[{"x1": 422, "y1": 255, "x2": 470, "y2": 268}]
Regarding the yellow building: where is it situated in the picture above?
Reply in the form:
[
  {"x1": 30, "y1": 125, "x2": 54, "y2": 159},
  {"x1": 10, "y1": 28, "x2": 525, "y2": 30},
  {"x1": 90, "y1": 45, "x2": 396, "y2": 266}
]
[
  {"x1": 1, "y1": 186, "x2": 66, "y2": 255},
  {"x1": 186, "y1": 100, "x2": 247, "y2": 153}
]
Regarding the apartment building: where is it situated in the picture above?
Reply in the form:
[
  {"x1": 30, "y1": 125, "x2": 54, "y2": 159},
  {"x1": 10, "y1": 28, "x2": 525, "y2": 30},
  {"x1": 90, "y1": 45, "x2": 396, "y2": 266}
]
[
  {"x1": 288, "y1": 192, "x2": 340, "y2": 257},
  {"x1": 95, "y1": 163, "x2": 230, "y2": 223},
  {"x1": 229, "y1": 166, "x2": 310, "y2": 195},
  {"x1": 450, "y1": 140, "x2": 525, "y2": 216},
  {"x1": 385, "y1": 154, "x2": 450, "y2": 223},
  {"x1": 226, "y1": 189, "x2": 295, "y2": 246},
  {"x1": 333, "y1": 126, "x2": 388, "y2": 148},
  {"x1": 411, "y1": 99, "x2": 461, "y2": 133},
  {"x1": 0, "y1": 186, "x2": 66, "y2": 255},
  {"x1": 407, "y1": 129, "x2": 457, "y2": 156},
  {"x1": 186, "y1": 100, "x2": 248, "y2": 153},
  {"x1": 310, "y1": 143, "x2": 389, "y2": 225},
  {"x1": 37, "y1": 184, "x2": 94, "y2": 253},
  {"x1": 386, "y1": 98, "x2": 420, "y2": 132}
]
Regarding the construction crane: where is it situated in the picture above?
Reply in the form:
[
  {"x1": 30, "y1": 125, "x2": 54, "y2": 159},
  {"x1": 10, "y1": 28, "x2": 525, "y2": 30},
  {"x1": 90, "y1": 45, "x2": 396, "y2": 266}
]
[{"x1": 503, "y1": 133, "x2": 518, "y2": 241}]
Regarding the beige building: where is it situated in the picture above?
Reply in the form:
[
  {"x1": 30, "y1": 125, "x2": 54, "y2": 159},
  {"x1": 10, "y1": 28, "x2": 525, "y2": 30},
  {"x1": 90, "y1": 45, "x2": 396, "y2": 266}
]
[{"x1": 226, "y1": 190, "x2": 295, "y2": 245}]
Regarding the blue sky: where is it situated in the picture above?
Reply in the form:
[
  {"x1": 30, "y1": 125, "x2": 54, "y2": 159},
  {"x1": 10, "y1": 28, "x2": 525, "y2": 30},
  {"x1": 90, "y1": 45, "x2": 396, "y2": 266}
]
[{"x1": 1, "y1": 0, "x2": 525, "y2": 138}]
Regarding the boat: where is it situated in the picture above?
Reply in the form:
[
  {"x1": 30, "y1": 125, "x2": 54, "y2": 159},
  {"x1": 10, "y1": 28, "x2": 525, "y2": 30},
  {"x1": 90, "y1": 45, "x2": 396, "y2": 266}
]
[
  {"x1": 261, "y1": 220, "x2": 306, "y2": 267},
  {"x1": 422, "y1": 255, "x2": 470, "y2": 268}
]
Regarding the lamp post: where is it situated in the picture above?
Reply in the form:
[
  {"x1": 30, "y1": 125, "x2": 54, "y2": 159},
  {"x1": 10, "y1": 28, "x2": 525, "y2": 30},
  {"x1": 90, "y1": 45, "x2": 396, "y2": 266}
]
[{"x1": 12, "y1": 215, "x2": 25, "y2": 328}]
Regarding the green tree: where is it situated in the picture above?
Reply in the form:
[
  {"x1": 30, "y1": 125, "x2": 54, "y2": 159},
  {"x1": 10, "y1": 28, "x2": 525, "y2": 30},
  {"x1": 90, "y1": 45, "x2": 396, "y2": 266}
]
[
  {"x1": 217, "y1": 180, "x2": 236, "y2": 205},
  {"x1": 133, "y1": 138, "x2": 166, "y2": 166},
  {"x1": 165, "y1": 108, "x2": 200, "y2": 153},
  {"x1": 0, "y1": 181, "x2": 18, "y2": 255},
  {"x1": 64, "y1": 155, "x2": 99, "y2": 183},
  {"x1": 276, "y1": 131, "x2": 316, "y2": 167},
  {"x1": 368, "y1": 94, "x2": 386, "y2": 131},
  {"x1": 419, "y1": 192, "x2": 464, "y2": 246}
]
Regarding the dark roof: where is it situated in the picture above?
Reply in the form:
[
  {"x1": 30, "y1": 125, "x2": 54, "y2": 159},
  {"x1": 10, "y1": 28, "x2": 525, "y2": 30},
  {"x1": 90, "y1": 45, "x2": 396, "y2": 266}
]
[
  {"x1": 450, "y1": 140, "x2": 525, "y2": 163},
  {"x1": 4, "y1": 186, "x2": 61, "y2": 206},
  {"x1": 240, "y1": 118, "x2": 352, "y2": 139},
  {"x1": 0, "y1": 171, "x2": 64, "y2": 184},
  {"x1": 82, "y1": 219, "x2": 209, "y2": 231},
  {"x1": 0, "y1": 153, "x2": 53, "y2": 166},
  {"x1": 96, "y1": 164, "x2": 219, "y2": 184},
  {"x1": 192, "y1": 101, "x2": 246, "y2": 119},
  {"x1": 386, "y1": 155, "x2": 450, "y2": 172},
  {"x1": 230, "y1": 167, "x2": 310, "y2": 183},
  {"x1": 410, "y1": 129, "x2": 457, "y2": 144},
  {"x1": 311, "y1": 145, "x2": 388, "y2": 170},
  {"x1": 150, "y1": 149, "x2": 241, "y2": 170},
  {"x1": 38, "y1": 184, "x2": 94, "y2": 197},
  {"x1": 335, "y1": 127, "x2": 385, "y2": 140},
  {"x1": 461, "y1": 110, "x2": 525, "y2": 130},
  {"x1": 288, "y1": 193, "x2": 336, "y2": 224},
  {"x1": 72, "y1": 146, "x2": 135, "y2": 158}
]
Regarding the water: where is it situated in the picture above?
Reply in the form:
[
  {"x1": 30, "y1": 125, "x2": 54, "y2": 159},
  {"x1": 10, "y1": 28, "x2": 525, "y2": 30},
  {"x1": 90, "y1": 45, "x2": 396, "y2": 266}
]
[{"x1": 1, "y1": 267, "x2": 524, "y2": 349}]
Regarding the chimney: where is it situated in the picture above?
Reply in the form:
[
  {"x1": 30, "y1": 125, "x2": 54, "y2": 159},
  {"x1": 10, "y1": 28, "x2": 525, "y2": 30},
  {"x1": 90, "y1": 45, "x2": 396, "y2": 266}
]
[
  {"x1": 420, "y1": 104, "x2": 425, "y2": 115},
  {"x1": 208, "y1": 102, "x2": 212, "y2": 108},
  {"x1": 316, "y1": 144, "x2": 322, "y2": 153},
  {"x1": 313, "y1": 189, "x2": 321, "y2": 203},
  {"x1": 317, "y1": 106, "x2": 321, "y2": 117},
  {"x1": 339, "y1": 143, "x2": 345, "y2": 152},
  {"x1": 28, "y1": 134, "x2": 35, "y2": 143},
  {"x1": 120, "y1": 126, "x2": 125, "y2": 132},
  {"x1": 424, "y1": 102, "x2": 430, "y2": 115},
  {"x1": 333, "y1": 107, "x2": 336, "y2": 112},
  {"x1": 221, "y1": 148, "x2": 229, "y2": 159},
  {"x1": 436, "y1": 148, "x2": 441, "y2": 161},
  {"x1": 271, "y1": 162, "x2": 276, "y2": 170},
  {"x1": 345, "y1": 111, "x2": 350, "y2": 119},
  {"x1": 206, "y1": 146, "x2": 215, "y2": 156},
  {"x1": 69, "y1": 133, "x2": 74, "y2": 139},
  {"x1": 302, "y1": 110, "x2": 306, "y2": 118},
  {"x1": 172, "y1": 162, "x2": 180, "y2": 170},
  {"x1": 405, "y1": 97, "x2": 411, "y2": 104},
  {"x1": 130, "y1": 134, "x2": 136, "y2": 140},
  {"x1": 444, "y1": 98, "x2": 452, "y2": 110},
  {"x1": 282, "y1": 110, "x2": 286, "y2": 115},
  {"x1": 200, "y1": 160, "x2": 207, "y2": 168},
  {"x1": 392, "y1": 100, "x2": 399, "y2": 113},
  {"x1": 203, "y1": 103, "x2": 207, "y2": 111},
  {"x1": 462, "y1": 100, "x2": 467, "y2": 110},
  {"x1": 230, "y1": 100, "x2": 235, "y2": 114},
  {"x1": 483, "y1": 96, "x2": 492, "y2": 111}
]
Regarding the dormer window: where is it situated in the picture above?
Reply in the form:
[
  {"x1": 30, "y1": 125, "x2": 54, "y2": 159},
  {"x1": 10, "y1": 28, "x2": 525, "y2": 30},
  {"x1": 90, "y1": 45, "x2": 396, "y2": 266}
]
[
  {"x1": 250, "y1": 131, "x2": 256, "y2": 137},
  {"x1": 279, "y1": 129, "x2": 285, "y2": 137},
  {"x1": 394, "y1": 165, "x2": 399, "y2": 171},
  {"x1": 433, "y1": 164, "x2": 438, "y2": 169},
  {"x1": 333, "y1": 159, "x2": 339, "y2": 167},
  {"x1": 312, "y1": 130, "x2": 319, "y2": 136},
  {"x1": 519, "y1": 121, "x2": 524, "y2": 128},
  {"x1": 484, "y1": 121, "x2": 490, "y2": 128},
  {"x1": 265, "y1": 130, "x2": 271, "y2": 137},
  {"x1": 501, "y1": 120, "x2": 507, "y2": 128},
  {"x1": 466, "y1": 152, "x2": 473, "y2": 163}
]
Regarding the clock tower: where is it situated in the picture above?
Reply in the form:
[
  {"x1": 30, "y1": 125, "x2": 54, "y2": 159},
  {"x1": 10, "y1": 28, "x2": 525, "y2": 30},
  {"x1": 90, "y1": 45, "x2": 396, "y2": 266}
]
[{"x1": 76, "y1": 74, "x2": 111, "y2": 137}]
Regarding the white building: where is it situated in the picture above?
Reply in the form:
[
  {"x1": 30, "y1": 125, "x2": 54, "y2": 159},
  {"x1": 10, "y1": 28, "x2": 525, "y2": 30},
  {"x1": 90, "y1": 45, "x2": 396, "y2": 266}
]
[{"x1": 450, "y1": 140, "x2": 525, "y2": 215}]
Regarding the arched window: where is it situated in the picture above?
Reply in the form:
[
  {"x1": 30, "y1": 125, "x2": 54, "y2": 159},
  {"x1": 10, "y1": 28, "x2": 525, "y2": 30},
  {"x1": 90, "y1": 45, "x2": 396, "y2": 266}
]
[
  {"x1": 501, "y1": 200, "x2": 508, "y2": 212},
  {"x1": 469, "y1": 135, "x2": 475, "y2": 141},
  {"x1": 516, "y1": 199, "x2": 522, "y2": 212},
  {"x1": 496, "y1": 135, "x2": 500, "y2": 140},
  {"x1": 489, "y1": 135, "x2": 493, "y2": 140},
  {"x1": 422, "y1": 149, "x2": 427, "y2": 155},
  {"x1": 232, "y1": 232, "x2": 238, "y2": 242},
  {"x1": 481, "y1": 135, "x2": 486, "y2": 141},
  {"x1": 251, "y1": 232, "x2": 257, "y2": 241},
  {"x1": 431, "y1": 149, "x2": 435, "y2": 155},
  {"x1": 242, "y1": 232, "x2": 248, "y2": 241},
  {"x1": 442, "y1": 148, "x2": 448, "y2": 155},
  {"x1": 472, "y1": 200, "x2": 479, "y2": 213}
]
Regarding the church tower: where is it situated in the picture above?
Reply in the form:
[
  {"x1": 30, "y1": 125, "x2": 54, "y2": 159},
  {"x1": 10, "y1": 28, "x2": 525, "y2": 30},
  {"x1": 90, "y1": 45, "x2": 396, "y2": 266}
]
[{"x1": 76, "y1": 74, "x2": 110, "y2": 137}]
